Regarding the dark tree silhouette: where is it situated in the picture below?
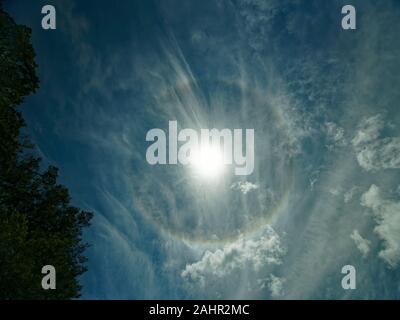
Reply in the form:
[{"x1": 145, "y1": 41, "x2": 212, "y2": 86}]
[{"x1": 0, "y1": 4, "x2": 93, "y2": 299}]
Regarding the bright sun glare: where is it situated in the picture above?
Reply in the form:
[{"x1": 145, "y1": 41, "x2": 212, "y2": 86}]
[{"x1": 189, "y1": 144, "x2": 225, "y2": 180}]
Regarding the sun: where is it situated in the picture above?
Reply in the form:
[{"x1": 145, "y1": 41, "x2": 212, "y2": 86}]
[{"x1": 189, "y1": 143, "x2": 226, "y2": 180}]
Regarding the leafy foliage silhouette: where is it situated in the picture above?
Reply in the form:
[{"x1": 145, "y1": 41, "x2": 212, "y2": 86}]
[{"x1": 0, "y1": 4, "x2": 93, "y2": 299}]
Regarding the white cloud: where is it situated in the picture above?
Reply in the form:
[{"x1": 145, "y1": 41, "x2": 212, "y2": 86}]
[
  {"x1": 308, "y1": 169, "x2": 321, "y2": 191},
  {"x1": 230, "y1": 181, "x2": 259, "y2": 194},
  {"x1": 325, "y1": 122, "x2": 346, "y2": 149},
  {"x1": 344, "y1": 186, "x2": 360, "y2": 203},
  {"x1": 352, "y1": 115, "x2": 385, "y2": 146},
  {"x1": 328, "y1": 188, "x2": 341, "y2": 197},
  {"x1": 352, "y1": 115, "x2": 400, "y2": 171},
  {"x1": 355, "y1": 138, "x2": 400, "y2": 171},
  {"x1": 268, "y1": 274, "x2": 285, "y2": 298},
  {"x1": 181, "y1": 226, "x2": 285, "y2": 287},
  {"x1": 361, "y1": 185, "x2": 400, "y2": 267},
  {"x1": 258, "y1": 274, "x2": 285, "y2": 298},
  {"x1": 350, "y1": 229, "x2": 371, "y2": 258}
]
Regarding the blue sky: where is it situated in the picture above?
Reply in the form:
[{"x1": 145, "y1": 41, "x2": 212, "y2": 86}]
[{"x1": 4, "y1": 0, "x2": 400, "y2": 299}]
